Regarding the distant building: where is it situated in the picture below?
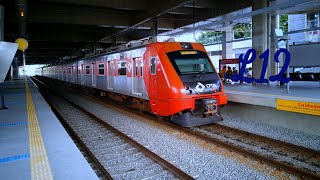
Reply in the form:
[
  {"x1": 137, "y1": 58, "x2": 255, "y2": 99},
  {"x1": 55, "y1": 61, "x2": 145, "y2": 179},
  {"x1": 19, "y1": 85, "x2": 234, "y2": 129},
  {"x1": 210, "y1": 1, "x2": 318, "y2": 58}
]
[{"x1": 289, "y1": 12, "x2": 320, "y2": 44}]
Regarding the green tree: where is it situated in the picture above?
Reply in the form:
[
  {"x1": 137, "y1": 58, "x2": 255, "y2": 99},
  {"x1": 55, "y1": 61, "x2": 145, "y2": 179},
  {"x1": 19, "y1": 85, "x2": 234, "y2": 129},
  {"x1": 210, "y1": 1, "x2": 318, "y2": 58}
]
[
  {"x1": 280, "y1": 14, "x2": 288, "y2": 32},
  {"x1": 233, "y1": 23, "x2": 251, "y2": 39},
  {"x1": 195, "y1": 31, "x2": 222, "y2": 44}
]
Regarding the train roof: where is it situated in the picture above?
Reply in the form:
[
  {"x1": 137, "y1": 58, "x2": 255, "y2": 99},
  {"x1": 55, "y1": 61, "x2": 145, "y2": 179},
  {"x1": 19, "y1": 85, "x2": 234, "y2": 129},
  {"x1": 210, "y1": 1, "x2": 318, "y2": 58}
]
[{"x1": 44, "y1": 41, "x2": 203, "y2": 67}]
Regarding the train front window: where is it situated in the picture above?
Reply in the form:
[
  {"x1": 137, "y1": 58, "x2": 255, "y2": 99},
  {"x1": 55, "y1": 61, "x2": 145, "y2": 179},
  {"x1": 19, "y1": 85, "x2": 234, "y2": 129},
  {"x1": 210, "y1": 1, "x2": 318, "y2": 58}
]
[
  {"x1": 167, "y1": 50, "x2": 214, "y2": 75},
  {"x1": 174, "y1": 58, "x2": 213, "y2": 74}
]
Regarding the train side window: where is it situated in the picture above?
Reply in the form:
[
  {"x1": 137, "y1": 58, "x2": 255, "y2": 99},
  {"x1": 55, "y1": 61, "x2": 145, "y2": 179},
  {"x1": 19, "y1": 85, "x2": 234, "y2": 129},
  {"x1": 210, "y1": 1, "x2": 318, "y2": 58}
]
[
  {"x1": 86, "y1": 65, "x2": 90, "y2": 75},
  {"x1": 98, "y1": 64, "x2": 104, "y2": 75},
  {"x1": 118, "y1": 61, "x2": 126, "y2": 76},
  {"x1": 140, "y1": 61, "x2": 143, "y2": 76},
  {"x1": 150, "y1": 57, "x2": 156, "y2": 75}
]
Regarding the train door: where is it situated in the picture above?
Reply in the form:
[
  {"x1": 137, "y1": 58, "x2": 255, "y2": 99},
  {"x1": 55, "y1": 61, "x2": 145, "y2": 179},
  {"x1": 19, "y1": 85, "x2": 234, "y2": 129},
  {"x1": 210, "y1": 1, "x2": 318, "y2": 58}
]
[
  {"x1": 71, "y1": 66, "x2": 74, "y2": 82},
  {"x1": 81, "y1": 64, "x2": 85, "y2": 84},
  {"x1": 67, "y1": 67, "x2": 71, "y2": 82},
  {"x1": 58, "y1": 68, "x2": 60, "y2": 80},
  {"x1": 60, "y1": 67, "x2": 62, "y2": 80},
  {"x1": 75, "y1": 64, "x2": 78, "y2": 83},
  {"x1": 132, "y1": 57, "x2": 143, "y2": 96},
  {"x1": 107, "y1": 61, "x2": 114, "y2": 89},
  {"x1": 92, "y1": 62, "x2": 96, "y2": 86},
  {"x1": 64, "y1": 67, "x2": 67, "y2": 81},
  {"x1": 149, "y1": 57, "x2": 157, "y2": 98}
]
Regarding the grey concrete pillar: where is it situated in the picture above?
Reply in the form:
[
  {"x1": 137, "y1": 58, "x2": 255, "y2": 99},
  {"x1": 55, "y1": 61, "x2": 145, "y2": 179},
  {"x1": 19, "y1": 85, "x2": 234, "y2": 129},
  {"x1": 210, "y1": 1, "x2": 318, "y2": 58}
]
[
  {"x1": 222, "y1": 32, "x2": 227, "y2": 59},
  {"x1": 0, "y1": 82, "x2": 7, "y2": 109},
  {"x1": 0, "y1": 5, "x2": 4, "y2": 41},
  {"x1": 12, "y1": 57, "x2": 19, "y2": 79},
  {"x1": 252, "y1": 0, "x2": 268, "y2": 82},
  {"x1": 22, "y1": 51, "x2": 26, "y2": 72},
  {"x1": 221, "y1": 26, "x2": 233, "y2": 59},
  {"x1": 153, "y1": 19, "x2": 158, "y2": 36},
  {"x1": 152, "y1": 19, "x2": 158, "y2": 41},
  {"x1": 19, "y1": 10, "x2": 27, "y2": 37},
  {"x1": 90, "y1": 43, "x2": 96, "y2": 54},
  {"x1": 112, "y1": 37, "x2": 116, "y2": 46},
  {"x1": 270, "y1": 15, "x2": 280, "y2": 77},
  {"x1": 19, "y1": 2, "x2": 27, "y2": 76}
]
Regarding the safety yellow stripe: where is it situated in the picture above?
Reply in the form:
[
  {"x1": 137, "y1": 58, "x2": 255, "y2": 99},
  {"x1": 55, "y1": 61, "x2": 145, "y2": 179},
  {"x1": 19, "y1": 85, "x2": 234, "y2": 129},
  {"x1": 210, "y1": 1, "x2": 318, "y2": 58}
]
[{"x1": 25, "y1": 79, "x2": 53, "y2": 180}]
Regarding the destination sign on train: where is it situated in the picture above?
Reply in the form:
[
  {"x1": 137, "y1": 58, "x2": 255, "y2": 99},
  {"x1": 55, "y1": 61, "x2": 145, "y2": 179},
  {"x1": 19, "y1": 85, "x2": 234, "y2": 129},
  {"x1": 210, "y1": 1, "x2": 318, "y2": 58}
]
[{"x1": 180, "y1": 51, "x2": 198, "y2": 55}]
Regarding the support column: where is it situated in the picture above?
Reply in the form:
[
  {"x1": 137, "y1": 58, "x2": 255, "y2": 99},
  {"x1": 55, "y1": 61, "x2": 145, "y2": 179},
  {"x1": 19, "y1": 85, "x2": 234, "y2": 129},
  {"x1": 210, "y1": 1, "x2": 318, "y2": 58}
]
[
  {"x1": 270, "y1": 14, "x2": 280, "y2": 77},
  {"x1": 252, "y1": 0, "x2": 268, "y2": 82},
  {"x1": 222, "y1": 32, "x2": 227, "y2": 59},
  {"x1": 22, "y1": 51, "x2": 26, "y2": 72},
  {"x1": 221, "y1": 26, "x2": 233, "y2": 59},
  {"x1": 12, "y1": 57, "x2": 19, "y2": 79},
  {"x1": 0, "y1": 83, "x2": 7, "y2": 109},
  {"x1": 112, "y1": 37, "x2": 116, "y2": 46},
  {"x1": 152, "y1": 19, "x2": 158, "y2": 41},
  {"x1": 18, "y1": 0, "x2": 27, "y2": 75},
  {"x1": 90, "y1": 43, "x2": 96, "y2": 54},
  {"x1": 0, "y1": 4, "x2": 4, "y2": 41}
]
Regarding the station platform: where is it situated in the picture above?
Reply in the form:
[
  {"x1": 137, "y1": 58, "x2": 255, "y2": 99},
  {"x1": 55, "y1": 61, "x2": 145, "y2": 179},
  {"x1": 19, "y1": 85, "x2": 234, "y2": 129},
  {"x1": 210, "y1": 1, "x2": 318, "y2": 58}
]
[
  {"x1": 0, "y1": 77, "x2": 98, "y2": 180},
  {"x1": 222, "y1": 81, "x2": 320, "y2": 136},
  {"x1": 224, "y1": 81, "x2": 320, "y2": 108}
]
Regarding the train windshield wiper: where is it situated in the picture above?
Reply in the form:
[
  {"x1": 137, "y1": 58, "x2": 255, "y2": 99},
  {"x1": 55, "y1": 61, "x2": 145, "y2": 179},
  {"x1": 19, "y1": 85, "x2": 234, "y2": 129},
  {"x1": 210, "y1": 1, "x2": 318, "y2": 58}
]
[{"x1": 198, "y1": 71, "x2": 206, "y2": 79}]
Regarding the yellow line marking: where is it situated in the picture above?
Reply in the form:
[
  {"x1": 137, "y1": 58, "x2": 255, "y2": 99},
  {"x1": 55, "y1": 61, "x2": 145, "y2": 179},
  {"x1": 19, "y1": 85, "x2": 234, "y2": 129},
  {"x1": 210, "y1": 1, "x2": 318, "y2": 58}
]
[
  {"x1": 25, "y1": 78, "x2": 53, "y2": 180},
  {"x1": 225, "y1": 90, "x2": 320, "y2": 101}
]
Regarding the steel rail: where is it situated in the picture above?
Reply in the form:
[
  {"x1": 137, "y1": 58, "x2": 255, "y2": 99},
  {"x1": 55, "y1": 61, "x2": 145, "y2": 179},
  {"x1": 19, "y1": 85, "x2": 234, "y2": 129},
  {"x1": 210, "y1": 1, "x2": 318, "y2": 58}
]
[
  {"x1": 182, "y1": 126, "x2": 320, "y2": 180},
  {"x1": 210, "y1": 124, "x2": 320, "y2": 157},
  {"x1": 36, "y1": 76, "x2": 320, "y2": 179},
  {"x1": 31, "y1": 76, "x2": 194, "y2": 180},
  {"x1": 29, "y1": 76, "x2": 113, "y2": 180}
]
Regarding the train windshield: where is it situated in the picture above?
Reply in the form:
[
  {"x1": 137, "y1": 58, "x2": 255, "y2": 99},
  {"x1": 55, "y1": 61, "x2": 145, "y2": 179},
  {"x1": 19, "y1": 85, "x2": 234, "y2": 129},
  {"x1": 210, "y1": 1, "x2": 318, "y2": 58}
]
[{"x1": 167, "y1": 50, "x2": 214, "y2": 75}]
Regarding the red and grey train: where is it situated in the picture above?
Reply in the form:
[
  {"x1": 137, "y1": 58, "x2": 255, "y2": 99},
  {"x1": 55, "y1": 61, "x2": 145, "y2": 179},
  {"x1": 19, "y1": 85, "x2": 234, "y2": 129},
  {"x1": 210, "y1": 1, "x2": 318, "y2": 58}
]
[{"x1": 37, "y1": 42, "x2": 227, "y2": 127}]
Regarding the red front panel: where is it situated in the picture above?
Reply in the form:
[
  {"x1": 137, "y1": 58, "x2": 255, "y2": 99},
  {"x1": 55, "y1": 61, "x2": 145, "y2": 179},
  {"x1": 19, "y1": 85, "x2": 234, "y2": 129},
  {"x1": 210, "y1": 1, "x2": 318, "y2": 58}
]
[{"x1": 145, "y1": 42, "x2": 227, "y2": 116}]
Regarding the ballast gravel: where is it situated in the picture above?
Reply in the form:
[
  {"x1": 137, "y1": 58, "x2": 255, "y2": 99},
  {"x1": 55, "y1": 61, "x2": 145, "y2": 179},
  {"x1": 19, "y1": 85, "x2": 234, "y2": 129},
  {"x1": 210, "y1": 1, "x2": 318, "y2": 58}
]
[
  {"x1": 220, "y1": 105, "x2": 320, "y2": 151},
  {"x1": 48, "y1": 93, "x2": 172, "y2": 179},
  {"x1": 59, "y1": 88, "x2": 286, "y2": 179}
]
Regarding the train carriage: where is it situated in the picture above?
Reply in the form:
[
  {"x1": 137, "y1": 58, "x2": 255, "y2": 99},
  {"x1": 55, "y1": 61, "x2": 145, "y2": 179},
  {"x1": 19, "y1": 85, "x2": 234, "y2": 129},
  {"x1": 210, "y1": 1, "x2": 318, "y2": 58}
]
[{"x1": 37, "y1": 41, "x2": 227, "y2": 127}]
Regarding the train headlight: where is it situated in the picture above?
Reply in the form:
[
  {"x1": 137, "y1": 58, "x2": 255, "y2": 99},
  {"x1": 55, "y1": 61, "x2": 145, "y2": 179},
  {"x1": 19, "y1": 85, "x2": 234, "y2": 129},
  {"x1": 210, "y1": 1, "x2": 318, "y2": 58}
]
[{"x1": 202, "y1": 98, "x2": 218, "y2": 114}]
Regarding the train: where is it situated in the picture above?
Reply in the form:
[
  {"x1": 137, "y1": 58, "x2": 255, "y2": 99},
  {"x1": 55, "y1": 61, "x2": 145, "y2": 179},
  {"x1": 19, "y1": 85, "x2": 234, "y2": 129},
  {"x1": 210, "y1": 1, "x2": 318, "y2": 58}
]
[{"x1": 36, "y1": 41, "x2": 227, "y2": 127}]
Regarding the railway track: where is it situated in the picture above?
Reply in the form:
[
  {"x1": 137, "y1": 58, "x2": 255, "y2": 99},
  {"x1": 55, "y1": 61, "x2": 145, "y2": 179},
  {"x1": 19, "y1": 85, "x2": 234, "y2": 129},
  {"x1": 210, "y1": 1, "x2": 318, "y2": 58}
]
[
  {"x1": 30, "y1": 76, "x2": 193, "y2": 180},
  {"x1": 35, "y1": 76, "x2": 320, "y2": 179},
  {"x1": 190, "y1": 124, "x2": 320, "y2": 179}
]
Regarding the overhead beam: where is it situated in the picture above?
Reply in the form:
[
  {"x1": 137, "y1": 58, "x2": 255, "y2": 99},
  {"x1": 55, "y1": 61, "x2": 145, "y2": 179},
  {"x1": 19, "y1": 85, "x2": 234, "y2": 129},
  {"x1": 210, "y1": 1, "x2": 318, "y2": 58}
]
[
  {"x1": 164, "y1": 0, "x2": 312, "y2": 36},
  {"x1": 99, "y1": 0, "x2": 193, "y2": 41},
  {"x1": 27, "y1": 23, "x2": 112, "y2": 42},
  {"x1": 184, "y1": 0, "x2": 216, "y2": 8},
  {"x1": 28, "y1": 3, "x2": 132, "y2": 26},
  {"x1": 39, "y1": 0, "x2": 147, "y2": 10}
]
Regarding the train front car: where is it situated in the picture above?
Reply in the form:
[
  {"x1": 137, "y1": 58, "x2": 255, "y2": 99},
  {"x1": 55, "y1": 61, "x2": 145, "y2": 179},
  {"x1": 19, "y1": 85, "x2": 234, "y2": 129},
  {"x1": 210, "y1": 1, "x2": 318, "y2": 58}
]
[{"x1": 146, "y1": 42, "x2": 227, "y2": 127}]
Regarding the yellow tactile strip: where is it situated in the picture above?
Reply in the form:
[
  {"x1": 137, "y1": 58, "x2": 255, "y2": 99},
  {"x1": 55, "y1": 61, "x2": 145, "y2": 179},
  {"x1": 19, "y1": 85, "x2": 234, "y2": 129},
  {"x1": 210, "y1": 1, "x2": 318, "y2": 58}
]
[{"x1": 25, "y1": 79, "x2": 53, "y2": 180}]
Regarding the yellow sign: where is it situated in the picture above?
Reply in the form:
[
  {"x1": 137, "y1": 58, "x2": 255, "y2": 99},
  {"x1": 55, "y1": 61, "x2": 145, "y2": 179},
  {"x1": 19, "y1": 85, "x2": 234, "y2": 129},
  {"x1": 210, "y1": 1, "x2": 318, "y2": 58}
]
[
  {"x1": 180, "y1": 51, "x2": 197, "y2": 55},
  {"x1": 15, "y1": 38, "x2": 29, "y2": 51},
  {"x1": 276, "y1": 99, "x2": 320, "y2": 116}
]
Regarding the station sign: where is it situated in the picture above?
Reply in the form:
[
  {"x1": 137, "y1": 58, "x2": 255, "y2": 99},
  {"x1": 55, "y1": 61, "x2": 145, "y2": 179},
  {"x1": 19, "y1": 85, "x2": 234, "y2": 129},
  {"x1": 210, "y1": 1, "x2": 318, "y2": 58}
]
[
  {"x1": 276, "y1": 99, "x2": 320, "y2": 116},
  {"x1": 231, "y1": 48, "x2": 290, "y2": 83}
]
